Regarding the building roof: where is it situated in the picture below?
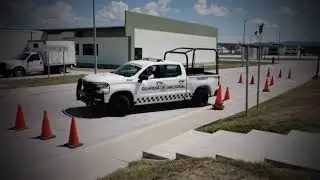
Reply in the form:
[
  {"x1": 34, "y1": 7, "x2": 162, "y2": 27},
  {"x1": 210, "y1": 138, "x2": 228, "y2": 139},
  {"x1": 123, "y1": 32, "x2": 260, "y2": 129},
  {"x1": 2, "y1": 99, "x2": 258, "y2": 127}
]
[{"x1": 39, "y1": 26, "x2": 124, "y2": 34}]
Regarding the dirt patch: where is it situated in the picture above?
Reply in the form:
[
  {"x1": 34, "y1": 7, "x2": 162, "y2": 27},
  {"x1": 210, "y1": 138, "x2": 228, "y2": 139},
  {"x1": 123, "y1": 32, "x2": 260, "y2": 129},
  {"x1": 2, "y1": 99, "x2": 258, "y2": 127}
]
[
  {"x1": 0, "y1": 75, "x2": 84, "y2": 90},
  {"x1": 99, "y1": 158, "x2": 320, "y2": 180}
]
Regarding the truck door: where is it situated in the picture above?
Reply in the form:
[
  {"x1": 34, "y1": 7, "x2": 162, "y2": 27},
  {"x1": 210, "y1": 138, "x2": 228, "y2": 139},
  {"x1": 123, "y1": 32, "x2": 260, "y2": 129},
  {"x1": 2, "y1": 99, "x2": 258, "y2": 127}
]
[
  {"x1": 160, "y1": 64, "x2": 187, "y2": 101},
  {"x1": 135, "y1": 64, "x2": 186, "y2": 105},
  {"x1": 26, "y1": 54, "x2": 44, "y2": 73}
]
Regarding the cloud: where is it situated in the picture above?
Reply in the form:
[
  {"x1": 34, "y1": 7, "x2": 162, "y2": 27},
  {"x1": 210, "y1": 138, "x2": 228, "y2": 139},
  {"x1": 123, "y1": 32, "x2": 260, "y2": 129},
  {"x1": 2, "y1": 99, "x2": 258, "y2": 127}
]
[
  {"x1": 96, "y1": 0, "x2": 178, "y2": 23},
  {"x1": 235, "y1": 7, "x2": 244, "y2": 12},
  {"x1": 194, "y1": 0, "x2": 229, "y2": 17},
  {"x1": 252, "y1": 17, "x2": 279, "y2": 28},
  {"x1": 96, "y1": 1, "x2": 129, "y2": 22},
  {"x1": 279, "y1": 6, "x2": 294, "y2": 16},
  {"x1": 1, "y1": 0, "x2": 87, "y2": 28},
  {"x1": 131, "y1": 0, "x2": 177, "y2": 16}
]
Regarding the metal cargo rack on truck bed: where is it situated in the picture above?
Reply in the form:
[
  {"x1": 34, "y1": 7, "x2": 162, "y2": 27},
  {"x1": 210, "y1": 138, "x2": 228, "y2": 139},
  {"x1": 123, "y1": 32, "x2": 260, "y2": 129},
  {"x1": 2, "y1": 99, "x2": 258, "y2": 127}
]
[{"x1": 163, "y1": 47, "x2": 220, "y2": 76}]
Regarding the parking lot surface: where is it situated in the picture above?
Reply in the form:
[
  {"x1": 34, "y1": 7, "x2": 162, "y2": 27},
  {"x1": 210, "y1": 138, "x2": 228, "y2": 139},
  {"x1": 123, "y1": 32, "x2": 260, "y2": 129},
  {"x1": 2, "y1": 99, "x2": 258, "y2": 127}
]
[{"x1": 0, "y1": 60, "x2": 317, "y2": 180}]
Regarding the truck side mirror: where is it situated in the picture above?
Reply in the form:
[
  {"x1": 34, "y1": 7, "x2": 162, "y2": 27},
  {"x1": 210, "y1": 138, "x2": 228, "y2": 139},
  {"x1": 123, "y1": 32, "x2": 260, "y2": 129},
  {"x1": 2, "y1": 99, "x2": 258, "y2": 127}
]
[{"x1": 138, "y1": 74, "x2": 148, "y2": 83}]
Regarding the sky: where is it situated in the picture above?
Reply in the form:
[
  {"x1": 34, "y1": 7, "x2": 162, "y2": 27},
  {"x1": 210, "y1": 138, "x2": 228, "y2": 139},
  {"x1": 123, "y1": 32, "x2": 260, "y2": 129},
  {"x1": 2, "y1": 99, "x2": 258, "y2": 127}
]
[{"x1": 1, "y1": 0, "x2": 319, "y2": 43}]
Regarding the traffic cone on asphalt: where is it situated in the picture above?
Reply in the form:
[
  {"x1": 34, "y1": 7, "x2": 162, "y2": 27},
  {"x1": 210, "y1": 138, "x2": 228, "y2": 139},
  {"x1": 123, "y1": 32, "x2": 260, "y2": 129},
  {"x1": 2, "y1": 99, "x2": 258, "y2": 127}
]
[
  {"x1": 38, "y1": 111, "x2": 56, "y2": 140},
  {"x1": 250, "y1": 75, "x2": 255, "y2": 85},
  {"x1": 288, "y1": 69, "x2": 292, "y2": 79},
  {"x1": 64, "y1": 117, "x2": 83, "y2": 149},
  {"x1": 238, "y1": 73, "x2": 243, "y2": 84},
  {"x1": 223, "y1": 87, "x2": 230, "y2": 101},
  {"x1": 10, "y1": 104, "x2": 28, "y2": 131},
  {"x1": 269, "y1": 76, "x2": 275, "y2": 86},
  {"x1": 263, "y1": 79, "x2": 270, "y2": 92},
  {"x1": 278, "y1": 69, "x2": 282, "y2": 78},
  {"x1": 213, "y1": 85, "x2": 224, "y2": 110},
  {"x1": 267, "y1": 68, "x2": 271, "y2": 77}
]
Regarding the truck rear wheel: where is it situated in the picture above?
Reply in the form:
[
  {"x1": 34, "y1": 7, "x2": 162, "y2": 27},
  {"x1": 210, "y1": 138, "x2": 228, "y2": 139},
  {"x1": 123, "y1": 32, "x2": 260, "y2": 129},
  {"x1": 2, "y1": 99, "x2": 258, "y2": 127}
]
[
  {"x1": 109, "y1": 95, "x2": 131, "y2": 116},
  {"x1": 191, "y1": 89, "x2": 208, "y2": 107},
  {"x1": 13, "y1": 67, "x2": 25, "y2": 77}
]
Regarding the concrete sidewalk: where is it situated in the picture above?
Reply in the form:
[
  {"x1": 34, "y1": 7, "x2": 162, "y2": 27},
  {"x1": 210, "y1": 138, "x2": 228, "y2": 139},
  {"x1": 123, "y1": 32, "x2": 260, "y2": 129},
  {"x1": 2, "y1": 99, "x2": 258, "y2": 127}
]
[{"x1": 3, "y1": 60, "x2": 317, "y2": 180}]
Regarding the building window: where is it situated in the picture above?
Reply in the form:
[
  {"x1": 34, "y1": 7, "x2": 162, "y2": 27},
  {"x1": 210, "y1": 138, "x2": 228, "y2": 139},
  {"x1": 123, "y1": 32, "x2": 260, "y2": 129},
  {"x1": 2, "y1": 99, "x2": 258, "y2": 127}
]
[
  {"x1": 135, "y1": 48, "x2": 142, "y2": 59},
  {"x1": 75, "y1": 44, "x2": 79, "y2": 55},
  {"x1": 33, "y1": 43, "x2": 39, "y2": 48},
  {"x1": 83, "y1": 44, "x2": 99, "y2": 56}
]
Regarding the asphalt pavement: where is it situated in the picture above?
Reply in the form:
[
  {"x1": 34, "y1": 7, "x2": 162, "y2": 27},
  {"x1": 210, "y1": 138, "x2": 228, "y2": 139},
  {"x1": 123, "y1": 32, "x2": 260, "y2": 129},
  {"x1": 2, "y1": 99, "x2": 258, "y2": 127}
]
[{"x1": 0, "y1": 60, "x2": 317, "y2": 180}]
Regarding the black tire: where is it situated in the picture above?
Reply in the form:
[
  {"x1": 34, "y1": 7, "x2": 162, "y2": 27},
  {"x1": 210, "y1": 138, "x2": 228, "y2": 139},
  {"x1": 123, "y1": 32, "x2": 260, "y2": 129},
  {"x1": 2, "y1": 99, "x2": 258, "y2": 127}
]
[
  {"x1": 109, "y1": 95, "x2": 131, "y2": 116},
  {"x1": 13, "y1": 67, "x2": 25, "y2": 77},
  {"x1": 191, "y1": 89, "x2": 209, "y2": 107},
  {"x1": 58, "y1": 66, "x2": 64, "y2": 74}
]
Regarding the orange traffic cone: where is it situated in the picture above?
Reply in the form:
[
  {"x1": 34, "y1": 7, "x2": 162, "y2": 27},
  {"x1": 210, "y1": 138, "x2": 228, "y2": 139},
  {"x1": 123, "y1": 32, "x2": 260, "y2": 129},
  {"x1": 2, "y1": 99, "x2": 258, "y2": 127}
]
[
  {"x1": 10, "y1": 104, "x2": 28, "y2": 131},
  {"x1": 269, "y1": 76, "x2": 275, "y2": 86},
  {"x1": 266, "y1": 68, "x2": 271, "y2": 77},
  {"x1": 278, "y1": 69, "x2": 282, "y2": 78},
  {"x1": 250, "y1": 75, "x2": 255, "y2": 85},
  {"x1": 38, "y1": 111, "x2": 56, "y2": 140},
  {"x1": 288, "y1": 69, "x2": 292, "y2": 79},
  {"x1": 263, "y1": 79, "x2": 270, "y2": 92},
  {"x1": 213, "y1": 85, "x2": 224, "y2": 110},
  {"x1": 223, "y1": 87, "x2": 230, "y2": 101},
  {"x1": 64, "y1": 117, "x2": 83, "y2": 149},
  {"x1": 238, "y1": 73, "x2": 243, "y2": 83}
]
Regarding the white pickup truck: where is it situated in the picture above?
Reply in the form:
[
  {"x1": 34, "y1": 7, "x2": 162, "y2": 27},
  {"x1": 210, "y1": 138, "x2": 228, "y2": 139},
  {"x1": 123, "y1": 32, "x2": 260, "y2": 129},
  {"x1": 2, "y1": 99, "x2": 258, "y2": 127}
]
[
  {"x1": 0, "y1": 40, "x2": 76, "y2": 77},
  {"x1": 76, "y1": 48, "x2": 220, "y2": 116}
]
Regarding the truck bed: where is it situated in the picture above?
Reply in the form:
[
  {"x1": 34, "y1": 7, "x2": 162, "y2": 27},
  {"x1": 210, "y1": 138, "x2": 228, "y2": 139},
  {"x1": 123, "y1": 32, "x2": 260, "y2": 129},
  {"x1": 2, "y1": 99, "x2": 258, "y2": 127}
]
[{"x1": 186, "y1": 67, "x2": 216, "y2": 76}]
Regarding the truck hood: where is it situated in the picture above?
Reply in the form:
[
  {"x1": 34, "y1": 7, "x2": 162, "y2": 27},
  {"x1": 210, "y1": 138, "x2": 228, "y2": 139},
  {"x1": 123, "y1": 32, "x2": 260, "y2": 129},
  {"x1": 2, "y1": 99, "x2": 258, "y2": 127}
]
[
  {"x1": 0, "y1": 59, "x2": 24, "y2": 66},
  {"x1": 82, "y1": 72, "x2": 131, "y2": 85}
]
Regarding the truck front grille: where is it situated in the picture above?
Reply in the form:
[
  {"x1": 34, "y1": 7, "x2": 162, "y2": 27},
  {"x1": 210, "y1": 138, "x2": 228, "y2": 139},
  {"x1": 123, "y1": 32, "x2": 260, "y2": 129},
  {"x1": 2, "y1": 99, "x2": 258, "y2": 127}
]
[{"x1": 83, "y1": 81, "x2": 99, "y2": 93}]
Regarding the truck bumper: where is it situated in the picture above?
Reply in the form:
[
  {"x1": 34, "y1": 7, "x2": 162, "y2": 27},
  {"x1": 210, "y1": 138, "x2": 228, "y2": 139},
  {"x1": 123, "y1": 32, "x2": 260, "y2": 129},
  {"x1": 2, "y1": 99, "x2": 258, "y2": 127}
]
[
  {"x1": 76, "y1": 79, "x2": 105, "y2": 106},
  {"x1": 77, "y1": 89, "x2": 105, "y2": 106}
]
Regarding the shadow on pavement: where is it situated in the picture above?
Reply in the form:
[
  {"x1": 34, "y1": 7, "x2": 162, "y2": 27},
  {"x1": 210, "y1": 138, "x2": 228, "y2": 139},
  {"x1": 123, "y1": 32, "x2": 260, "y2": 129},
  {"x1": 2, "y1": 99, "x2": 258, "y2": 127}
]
[{"x1": 62, "y1": 101, "x2": 205, "y2": 119}]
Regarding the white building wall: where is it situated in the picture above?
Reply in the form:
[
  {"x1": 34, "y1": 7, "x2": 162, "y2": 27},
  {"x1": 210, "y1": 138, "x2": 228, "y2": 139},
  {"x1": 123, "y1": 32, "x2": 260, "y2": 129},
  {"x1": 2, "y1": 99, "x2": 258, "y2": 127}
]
[
  {"x1": 134, "y1": 28, "x2": 217, "y2": 65},
  {"x1": 75, "y1": 37, "x2": 129, "y2": 66},
  {"x1": 0, "y1": 30, "x2": 43, "y2": 59},
  {"x1": 47, "y1": 32, "x2": 75, "y2": 41}
]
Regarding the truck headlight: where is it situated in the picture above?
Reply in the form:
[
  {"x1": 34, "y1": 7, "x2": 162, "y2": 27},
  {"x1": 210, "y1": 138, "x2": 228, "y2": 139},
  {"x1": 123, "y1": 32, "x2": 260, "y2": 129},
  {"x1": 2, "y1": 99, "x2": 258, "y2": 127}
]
[{"x1": 95, "y1": 83, "x2": 110, "y2": 94}]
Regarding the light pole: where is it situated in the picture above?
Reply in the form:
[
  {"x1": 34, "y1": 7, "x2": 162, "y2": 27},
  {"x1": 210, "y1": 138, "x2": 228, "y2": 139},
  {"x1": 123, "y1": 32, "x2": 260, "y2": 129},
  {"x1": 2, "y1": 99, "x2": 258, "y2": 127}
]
[
  {"x1": 242, "y1": 16, "x2": 256, "y2": 66},
  {"x1": 277, "y1": 27, "x2": 281, "y2": 63},
  {"x1": 93, "y1": 0, "x2": 97, "y2": 74}
]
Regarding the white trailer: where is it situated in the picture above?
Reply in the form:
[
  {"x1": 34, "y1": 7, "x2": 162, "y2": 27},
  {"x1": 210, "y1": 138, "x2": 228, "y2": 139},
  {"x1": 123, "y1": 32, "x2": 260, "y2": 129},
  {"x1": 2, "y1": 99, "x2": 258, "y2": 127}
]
[{"x1": 0, "y1": 40, "x2": 76, "y2": 77}]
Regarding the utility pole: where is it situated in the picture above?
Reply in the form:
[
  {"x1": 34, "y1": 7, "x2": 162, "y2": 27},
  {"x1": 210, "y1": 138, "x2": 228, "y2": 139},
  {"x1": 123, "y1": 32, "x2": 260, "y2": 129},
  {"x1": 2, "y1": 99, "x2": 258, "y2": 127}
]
[
  {"x1": 278, "y1": 28, "x2": 280, "y2": 63},
  {"x1": 242, "y1": 19, "x2": 246, "y2": 67},
  {"x1": 257, "y1": 34, "x2": 263, "y2": 109},
  {"x1": 93, "y1": 0, "x2": 97, "y2": 74},
  {"x1": 245, "y1": 45, "x2": 249, "y2": 116}
]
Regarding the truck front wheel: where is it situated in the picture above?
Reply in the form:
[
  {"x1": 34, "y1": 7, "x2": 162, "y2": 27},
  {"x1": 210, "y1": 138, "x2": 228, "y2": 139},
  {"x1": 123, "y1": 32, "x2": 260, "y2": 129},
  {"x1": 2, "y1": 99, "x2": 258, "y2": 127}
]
[
  {"x1": 191, "y1": 89, "x2": 209, "y2": 107},
  {"x1": 109, "y1": 95, "x2": 131, "y2": 116},
  {"x1": 13, "y1": 67, "x2": 25, "y2": 77}
]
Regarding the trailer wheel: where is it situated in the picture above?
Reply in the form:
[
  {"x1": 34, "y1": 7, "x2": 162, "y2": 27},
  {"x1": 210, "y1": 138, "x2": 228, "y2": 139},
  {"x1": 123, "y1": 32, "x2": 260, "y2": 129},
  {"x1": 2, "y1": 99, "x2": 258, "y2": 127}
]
[
  {"x1": 58, "y1": 66, "x2": 64, "y2": 74},
  {"x1": 13, "y1": 67, "x2": 25, "y2": 77},
  {"x1": 191, "y1": 88, "x2": 208, "y2": 107},
  {"x1": 109, "y1": 95, "x2": 131, "y2": 116}
]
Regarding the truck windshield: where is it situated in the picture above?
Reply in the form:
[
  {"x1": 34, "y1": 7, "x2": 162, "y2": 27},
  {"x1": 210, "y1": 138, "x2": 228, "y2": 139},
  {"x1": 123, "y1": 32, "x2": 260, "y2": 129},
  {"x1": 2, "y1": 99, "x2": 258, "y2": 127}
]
[
  {"x1": 111, "y1": 64, "x2": 142, "y2": 77},
  {"x1": 17, "y1": 53, "x2": 30, "y2": 60}
]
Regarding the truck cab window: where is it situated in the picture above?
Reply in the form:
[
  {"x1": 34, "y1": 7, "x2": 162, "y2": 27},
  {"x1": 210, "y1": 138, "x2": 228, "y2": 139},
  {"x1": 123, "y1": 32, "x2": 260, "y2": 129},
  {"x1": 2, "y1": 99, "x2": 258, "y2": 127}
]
[
  {"x1": 28, "y1": 54, "x2": 40, "y2": 61},
  {"x1": 164, "y1": 65, "x2": 181, "y2": 77}
]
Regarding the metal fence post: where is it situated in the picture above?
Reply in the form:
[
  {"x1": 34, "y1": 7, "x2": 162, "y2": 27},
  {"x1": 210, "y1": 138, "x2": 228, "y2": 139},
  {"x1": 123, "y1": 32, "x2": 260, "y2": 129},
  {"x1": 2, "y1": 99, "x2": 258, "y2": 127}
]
[
  {"x1": 47, "y1": 50, "x2": 50, "y2": 78},
  {"x1": 63, "y1": 50, "x2": 65, "y2": 77},
  {"x1": 257, "y1": 46, "x2": 261, "y2": 109},
  {"x1": 245, "y1": 46, "x2": 249, "y2": 116}
]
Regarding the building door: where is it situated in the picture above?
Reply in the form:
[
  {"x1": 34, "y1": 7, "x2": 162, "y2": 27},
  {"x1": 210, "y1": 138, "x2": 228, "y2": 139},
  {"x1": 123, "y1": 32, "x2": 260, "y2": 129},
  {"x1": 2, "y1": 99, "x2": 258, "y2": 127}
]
[{"x1": 135, "y1": 47, "x2": 142, "y2": 60}]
